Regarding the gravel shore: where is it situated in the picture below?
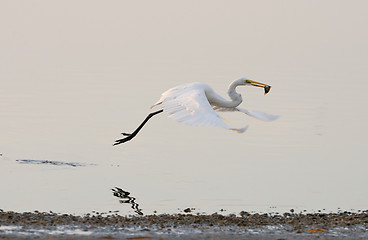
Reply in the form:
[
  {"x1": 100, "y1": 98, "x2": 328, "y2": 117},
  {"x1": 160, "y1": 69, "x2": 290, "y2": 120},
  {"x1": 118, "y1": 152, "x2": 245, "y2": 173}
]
[{"x1": 1, "y1": 210, "x2": 368, "y2": 239}]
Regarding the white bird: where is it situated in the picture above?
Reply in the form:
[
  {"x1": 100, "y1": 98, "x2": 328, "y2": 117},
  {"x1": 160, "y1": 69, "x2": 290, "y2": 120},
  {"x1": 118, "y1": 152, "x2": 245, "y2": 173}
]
[{"x1": 114, "y1": 77, "x2": 278, "y2": 145}]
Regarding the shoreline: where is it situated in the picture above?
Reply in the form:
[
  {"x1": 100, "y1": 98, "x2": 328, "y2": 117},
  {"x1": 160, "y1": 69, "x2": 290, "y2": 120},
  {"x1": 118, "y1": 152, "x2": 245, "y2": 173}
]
[{"x1": 1, "y1": 210, "x2": 368, "y2": 239}]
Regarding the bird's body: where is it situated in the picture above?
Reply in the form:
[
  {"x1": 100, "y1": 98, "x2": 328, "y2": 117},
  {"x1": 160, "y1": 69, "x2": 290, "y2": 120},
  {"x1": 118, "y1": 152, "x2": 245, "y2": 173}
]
[
  {"x1": 151, "y1": 82, "x2": 232, "y2": 130},
  {"x1": 114, "y1": 77, "x2": 278, "y2": 145},
  {"x1": 150, "y1": 79, "x2": 278, "y2": 132}
]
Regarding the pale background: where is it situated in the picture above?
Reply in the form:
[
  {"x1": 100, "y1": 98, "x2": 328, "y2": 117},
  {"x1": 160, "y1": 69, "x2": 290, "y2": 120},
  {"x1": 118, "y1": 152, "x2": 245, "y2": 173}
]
[{"x1": 1, "y1": 0, "x2": 367, "y2": 215}]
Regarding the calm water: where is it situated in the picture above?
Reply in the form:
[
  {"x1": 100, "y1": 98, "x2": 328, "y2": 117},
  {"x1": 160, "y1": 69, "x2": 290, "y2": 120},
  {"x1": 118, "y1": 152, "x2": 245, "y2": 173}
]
[{"x1": 1, "y1": 1, "x2": 368, "y2": 216}]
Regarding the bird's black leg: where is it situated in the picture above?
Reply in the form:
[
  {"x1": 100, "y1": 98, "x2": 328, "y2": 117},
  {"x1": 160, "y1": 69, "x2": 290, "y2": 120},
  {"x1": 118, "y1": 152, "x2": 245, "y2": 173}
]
[{"x1": 113, "y1": 109, "x2": 163, "y2": 145}]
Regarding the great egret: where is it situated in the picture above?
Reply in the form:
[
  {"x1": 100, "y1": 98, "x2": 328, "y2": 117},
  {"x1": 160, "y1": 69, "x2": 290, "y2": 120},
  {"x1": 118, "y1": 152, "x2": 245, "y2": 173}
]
[{"x1": 114, "y1": 77, "x2": 278, "y2": 145}]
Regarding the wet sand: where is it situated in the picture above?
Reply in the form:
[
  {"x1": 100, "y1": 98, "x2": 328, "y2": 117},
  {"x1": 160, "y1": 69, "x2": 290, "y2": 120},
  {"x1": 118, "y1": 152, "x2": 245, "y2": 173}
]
[{"x1": 1, "y1": 210, "x2": 368, "y2": 239}]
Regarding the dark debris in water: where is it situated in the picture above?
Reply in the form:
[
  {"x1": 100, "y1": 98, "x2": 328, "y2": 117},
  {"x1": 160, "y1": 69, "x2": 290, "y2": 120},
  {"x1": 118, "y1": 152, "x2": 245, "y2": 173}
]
[{"x1": 16, "y1": 159, "x2": 96, "y2": 167}]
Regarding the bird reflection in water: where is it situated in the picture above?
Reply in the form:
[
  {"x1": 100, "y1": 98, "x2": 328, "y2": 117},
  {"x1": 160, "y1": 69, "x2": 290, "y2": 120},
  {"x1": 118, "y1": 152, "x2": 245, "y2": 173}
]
[{"x1": 112, "y1": 187, "x2": 143, "y2": 215}]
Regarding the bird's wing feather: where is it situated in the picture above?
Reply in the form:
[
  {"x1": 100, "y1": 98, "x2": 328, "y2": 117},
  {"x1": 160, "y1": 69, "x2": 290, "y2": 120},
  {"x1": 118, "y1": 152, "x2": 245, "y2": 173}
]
[
  {"x1": 236, "y1": 107, "x2": 279, "y2": 121},
  {"x1": 160, "y1": 85, "x2": 230, "y2": 129}
]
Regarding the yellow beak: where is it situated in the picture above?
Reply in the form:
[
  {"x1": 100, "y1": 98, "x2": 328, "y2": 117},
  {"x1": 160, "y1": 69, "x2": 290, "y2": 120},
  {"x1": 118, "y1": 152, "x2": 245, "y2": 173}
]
[{"x1": 246, "y1": 80, "x2": 271, "y2": 95}]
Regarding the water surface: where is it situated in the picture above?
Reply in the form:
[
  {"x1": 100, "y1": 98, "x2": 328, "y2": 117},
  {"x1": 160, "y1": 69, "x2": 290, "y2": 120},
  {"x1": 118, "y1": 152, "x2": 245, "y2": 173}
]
[{"x1": 1, "y1": 0, "x2": 368, "y2": 216}]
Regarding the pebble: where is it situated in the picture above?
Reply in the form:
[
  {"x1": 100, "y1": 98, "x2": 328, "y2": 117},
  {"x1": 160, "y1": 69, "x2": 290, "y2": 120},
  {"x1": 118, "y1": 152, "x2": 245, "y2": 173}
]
[{"x1": 0, "y1": 210, "x2": 367, "y2": 233}]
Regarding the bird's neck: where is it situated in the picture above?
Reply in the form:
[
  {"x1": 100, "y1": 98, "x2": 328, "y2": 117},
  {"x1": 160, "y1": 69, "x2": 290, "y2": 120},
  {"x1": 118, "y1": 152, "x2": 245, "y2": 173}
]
[{"x1": 227, "y1": 81, "x2": 243, "y2": 107}]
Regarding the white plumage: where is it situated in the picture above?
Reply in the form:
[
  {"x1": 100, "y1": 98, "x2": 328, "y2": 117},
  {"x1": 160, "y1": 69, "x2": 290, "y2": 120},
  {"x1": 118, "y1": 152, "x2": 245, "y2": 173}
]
[
  {"x1": 152, "y1": 82, "x2": 230, "y2": 128},
  {"x1": 151, "y1": 79, "x2": 278, "y2": 133},
  {"x1": 114, "y1": 77, "x2": 278, "y2": 145}
]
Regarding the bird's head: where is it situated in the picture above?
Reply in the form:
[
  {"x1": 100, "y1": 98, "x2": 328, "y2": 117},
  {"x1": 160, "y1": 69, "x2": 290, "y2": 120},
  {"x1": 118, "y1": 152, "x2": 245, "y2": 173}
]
[{"x1": 239, "y1": 77, "x2": 271, "y2": 95}]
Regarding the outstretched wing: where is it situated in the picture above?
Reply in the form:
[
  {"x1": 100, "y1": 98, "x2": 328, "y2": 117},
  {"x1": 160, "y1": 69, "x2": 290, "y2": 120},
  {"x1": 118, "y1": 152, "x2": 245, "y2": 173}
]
[
  {"x1": 236, "y1": 107, "x2": 279, "y2": 121},
  {"x1": 151, "y1": 83, "x2": 247, "y2": 133},
  {"x1": 151, "y1": 83, "x2": 230, "y2": 129}
]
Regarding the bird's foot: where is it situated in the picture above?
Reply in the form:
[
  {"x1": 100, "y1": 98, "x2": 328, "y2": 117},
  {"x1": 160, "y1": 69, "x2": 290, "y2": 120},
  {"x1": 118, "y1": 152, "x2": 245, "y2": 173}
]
[
  {"x1": 113, "y1": 132, "x2": 136, "y2": 146},
  {"x1": 114, "y1": 137, "x2": 131, "y2": 145}
]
